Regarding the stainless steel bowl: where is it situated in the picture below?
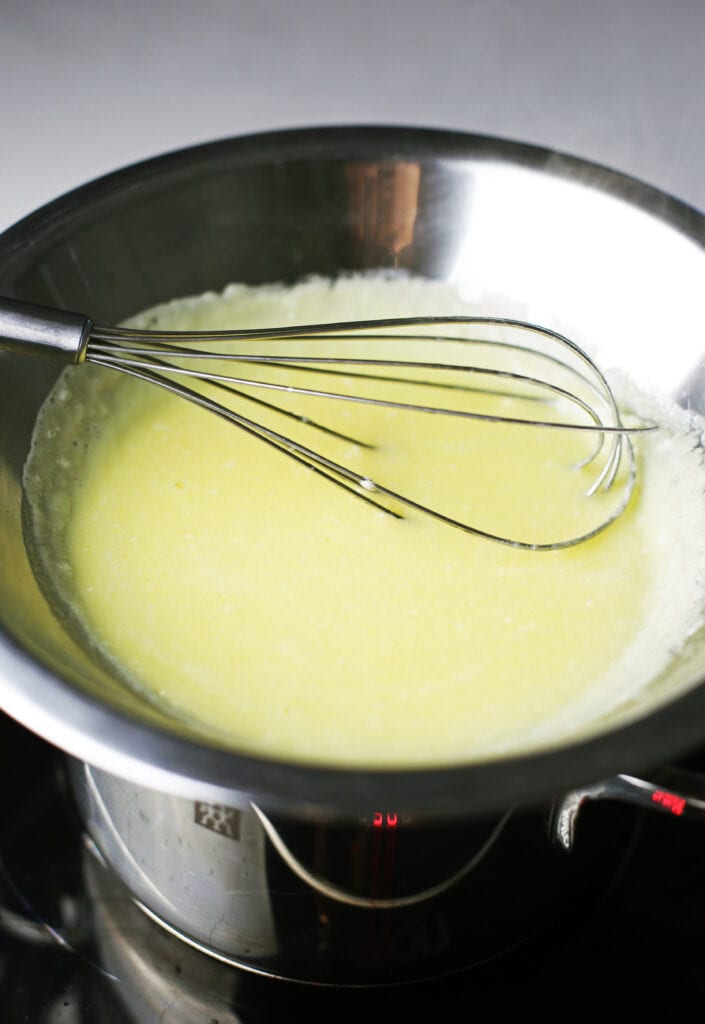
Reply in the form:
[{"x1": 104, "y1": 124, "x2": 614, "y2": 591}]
[{"x1": 2, "y1": 125, "x2": 705, "y2": 826}]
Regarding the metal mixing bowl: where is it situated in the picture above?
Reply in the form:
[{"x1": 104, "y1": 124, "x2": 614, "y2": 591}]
[{"x1": 2, "y1": 126, "x2": 705, "y2": 821}]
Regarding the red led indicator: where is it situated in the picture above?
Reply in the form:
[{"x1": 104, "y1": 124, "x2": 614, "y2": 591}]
[
  {"x1": 651, "y1": 790, "x2": 686, "y2": 816},
  {"x1": 372, "y1": 812, "x2": 399, "y2": 828}
]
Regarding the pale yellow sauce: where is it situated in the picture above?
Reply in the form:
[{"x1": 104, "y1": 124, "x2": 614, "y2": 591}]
[{"x1": 23, "y1": 277, "x2": 705, "y2": 766}]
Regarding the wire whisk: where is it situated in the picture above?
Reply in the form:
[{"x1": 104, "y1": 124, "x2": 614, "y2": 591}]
[{"x1": 0, "y1": 297, "x2": 656, "y2": 550}]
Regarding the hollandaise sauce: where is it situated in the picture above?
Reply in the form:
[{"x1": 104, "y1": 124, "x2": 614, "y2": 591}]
[{"x1": 23, "y1": 276, "x2": 705, "y2": 767}]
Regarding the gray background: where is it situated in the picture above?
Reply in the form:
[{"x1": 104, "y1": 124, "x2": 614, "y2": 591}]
[{"x1": 1, "y1": 0, "x2": 704, "y2": 230}]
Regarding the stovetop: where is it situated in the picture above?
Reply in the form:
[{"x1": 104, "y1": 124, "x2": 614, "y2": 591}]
[{"x1": 3, "y1": 710, "x2": 705, "y2": 1022}]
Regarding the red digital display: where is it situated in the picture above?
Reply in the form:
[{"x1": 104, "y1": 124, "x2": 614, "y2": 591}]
[
  {"x1": 372, "y1": 811, "x2": 399, "y2": 828},
  {"x1": 651, "y1": 790, "x2": 686, "y2": 816}
]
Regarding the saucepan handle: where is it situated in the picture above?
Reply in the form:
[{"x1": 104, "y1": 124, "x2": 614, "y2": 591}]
[{"x1": 552, "y1": 766, "x2": 705, "y2": 850}]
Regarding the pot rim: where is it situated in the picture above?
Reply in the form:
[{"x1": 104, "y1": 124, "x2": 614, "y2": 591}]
[{"x1": 2, "y1": 123, "x2": 705, "y2": 820}]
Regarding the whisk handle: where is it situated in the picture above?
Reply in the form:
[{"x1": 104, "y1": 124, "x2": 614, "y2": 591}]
[{"x1": 0, "y1": 297, "x2": 91, "y2": 363}]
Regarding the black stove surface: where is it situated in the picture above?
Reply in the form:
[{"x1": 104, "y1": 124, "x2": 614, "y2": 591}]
[{"x1": 2, "y1": 710, "x2": 705, "y2": 1022}]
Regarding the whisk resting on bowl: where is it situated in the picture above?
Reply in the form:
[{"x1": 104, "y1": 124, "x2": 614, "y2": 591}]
[{"x1": 0, "y1": 296, "x2": 655, "y2": 551}]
